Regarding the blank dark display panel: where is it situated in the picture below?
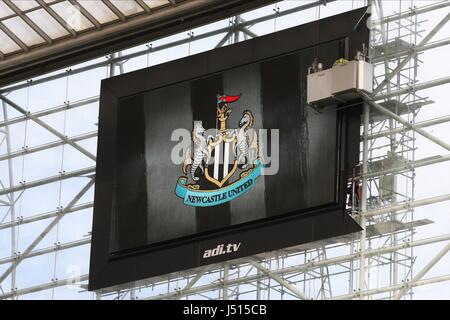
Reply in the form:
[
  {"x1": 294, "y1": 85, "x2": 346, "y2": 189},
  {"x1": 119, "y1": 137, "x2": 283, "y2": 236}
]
[{"x1": 89, "y1": 7, "x2": 370, "y2": 291}]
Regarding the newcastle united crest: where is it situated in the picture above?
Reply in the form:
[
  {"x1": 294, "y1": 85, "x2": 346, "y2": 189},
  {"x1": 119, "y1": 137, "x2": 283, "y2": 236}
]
[{"x1": 175, "y1": 94, "x2": 263, "y2": 207}]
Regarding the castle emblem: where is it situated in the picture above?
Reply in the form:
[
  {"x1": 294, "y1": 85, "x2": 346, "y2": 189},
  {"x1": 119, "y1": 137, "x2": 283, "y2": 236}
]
[{"x1": 175, "y1": 94, "x2": 263, "y2": 207}]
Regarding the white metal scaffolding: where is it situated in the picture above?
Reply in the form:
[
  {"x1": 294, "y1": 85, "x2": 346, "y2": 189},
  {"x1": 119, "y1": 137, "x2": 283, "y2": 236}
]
[{"x1": 0, "y1": 0, "x2": 449, "y2": 300}]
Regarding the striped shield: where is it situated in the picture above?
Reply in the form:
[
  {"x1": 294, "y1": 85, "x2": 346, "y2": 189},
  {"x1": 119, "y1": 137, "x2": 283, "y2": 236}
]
[{"x1": 205, "y1": 132, "x2": 238, "y2": 188}]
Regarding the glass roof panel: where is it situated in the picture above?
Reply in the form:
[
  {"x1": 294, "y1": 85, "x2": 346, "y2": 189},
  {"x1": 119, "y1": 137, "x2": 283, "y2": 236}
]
[
  {"x1": 26, "y1": 8, "x2": 70, "y2": 40},
  {"x1": 143, "y1": 0, "x2": 170, "y2": 9},
  {"x1": 0, "y1": 1, "x2": 15, "y2": 18},
  {"x1": 109, "y1": 0, "x2": 144, "y2": 16},
  {"x1": 11, "y1": 0, "x2": 40, "y2": 11},
  {"x1": 2, "y1": 16, "x2": 45, "y2": 46},
  {"x1": 78, "y1": 0, "x2": 119, "y2": 24},
  {"x1": 0, "y1": 29, "x2": 21, "y2": 54},
  {"x1": 50, "y1": 1, "x2": 94, "y2": 32}
]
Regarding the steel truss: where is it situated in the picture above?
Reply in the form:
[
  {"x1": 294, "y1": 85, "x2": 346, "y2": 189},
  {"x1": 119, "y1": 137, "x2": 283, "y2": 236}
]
[{"x1": 0, "y1": 0, "x2": 449, "y2": 300}]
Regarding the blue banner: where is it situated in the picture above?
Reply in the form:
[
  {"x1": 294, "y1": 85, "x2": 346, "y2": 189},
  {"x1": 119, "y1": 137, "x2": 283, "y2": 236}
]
[{"x1": 175, "y1": 161, "x2": 263, "y2": 207}]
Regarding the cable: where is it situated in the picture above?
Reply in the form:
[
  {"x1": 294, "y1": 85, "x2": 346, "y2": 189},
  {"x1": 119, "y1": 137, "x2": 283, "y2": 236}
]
[
  {"x1": 15, "y1": 82, "x2": 32, "y2": 299},
  {"x1": 51, "y1": 71, "x2": 70, "y2": 300},
  {"x1": 273, "y1": 4, "x2": 280, "y2": 32},
  {"x1": 146, "y1": 43, "x2": 152, "y2": 68},
  {"x1": 188, "y1": 31, "x2": 194, "y2": 56}
]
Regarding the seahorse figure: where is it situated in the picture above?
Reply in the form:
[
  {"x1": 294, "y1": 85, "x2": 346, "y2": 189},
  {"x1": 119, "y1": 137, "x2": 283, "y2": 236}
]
[
  {"x1": 183, "y1": 123, "x2": 209, "y2": 181},
  {"x1": 236, "y1": 110, "x2": 258, "y2": 169}
]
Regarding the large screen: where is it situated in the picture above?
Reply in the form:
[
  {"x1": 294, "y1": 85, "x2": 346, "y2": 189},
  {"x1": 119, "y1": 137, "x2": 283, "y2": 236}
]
[{"x1": 89, "y1": 7, "x2": 370, "y2": 291}]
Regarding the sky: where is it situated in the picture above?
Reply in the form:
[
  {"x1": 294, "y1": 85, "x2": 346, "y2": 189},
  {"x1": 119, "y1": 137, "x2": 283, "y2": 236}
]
[{"x1": 0, "y1": 0, "x2": 449, "y2": 300}]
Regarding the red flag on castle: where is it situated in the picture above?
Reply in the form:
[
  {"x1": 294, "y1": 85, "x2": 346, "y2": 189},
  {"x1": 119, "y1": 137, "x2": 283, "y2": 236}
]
[
  {"x1": 216, "y1": 94, "x2": 241, "y2": 106},
  {"x1": 216, "y1": 94, "x2": 240, "y2": 133}
]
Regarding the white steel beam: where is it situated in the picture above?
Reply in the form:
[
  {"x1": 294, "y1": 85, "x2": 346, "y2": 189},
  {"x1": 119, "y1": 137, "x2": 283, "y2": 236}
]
[
  {"x1": 0, "y1": 202, "x2": 93, "y2": 230},
  {"x1": 363, "y1": 154, "x2": 450, "y2": 179},
  {"x1": 373, "y1": 12, "x2": 450, "y2": 95},
  {"x1": 362, "y1": 92, "x2": 450, "y2": 152},
  {"x1": 371, "y1": 0, "x2": 450, "y2": 26},
  {"x1": 0, "y1": 274, "x2": 89, "y2": 299},
  {"x1": 393, "y1": 241, "x2": 450, "y2": 300},
  {"x1": 223, "y1": 263, "x2": 229, "y2": 300},
  {"x1": 0, "y1": 131, "x2": 97, "y2": 162},
  {"x1": 364, "y1": 193, "x2": 450, "y2": 217},
  {"x1": 2, "y1": 231, "x2": 449, "y2": 288},
  {"x1": 366, "y1": 115, "x2": 450, "y2": 140},
  {"x1": 0, "y1": 238, "x2": 90, "y2": 265},
  {"x1": 0, "y1": 166, "x2": 95, "y2": 196},
  {"x1": 0, "y1": 96, "x2": 99, "y2": 128},
  {"x1": 359, "y1": 102, "x2": 370, "y2": 298},
  {"x1": 374, "y1": 75, "x2": 450, "y2": 101},
  {"x1": 250, "y1": 260, "x2": 310, "y2": 300},
  {"x1": 333, "y1": 274, "x2": 450, "y2": 300},
  {"x1": 0, "y1": 179, "x2": 94, "y2": 285},
  {"x1": 175, "y1": 268, "x2": 209, "y2": 300},
  {"x1": 214, "y1": 30, "x2": 234, "y2": 48},
  {"x1": 238, "y1": 0, "x2": 337, "y2": 29},
  {"x1": 0, "y1": 95, "x2": 96, "y2": 161},
  {"x1": 239, "y1": 26, "x2": 258, "y2": 39},
  {"x1": 1, "y1": 96, "x2": 17, "y2": 298},
  {"x1": 372, "y1": 37, "x2": 450, "y2": 63}
]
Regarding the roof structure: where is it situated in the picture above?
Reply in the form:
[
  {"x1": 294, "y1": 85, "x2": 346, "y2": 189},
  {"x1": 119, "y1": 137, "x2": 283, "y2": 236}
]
[
  {"x1": 0, "y1": 0, "x2": 172, "y2": 57},
  {"x1": 0, "y1": 0, "x2": 276, "y2": 87}
]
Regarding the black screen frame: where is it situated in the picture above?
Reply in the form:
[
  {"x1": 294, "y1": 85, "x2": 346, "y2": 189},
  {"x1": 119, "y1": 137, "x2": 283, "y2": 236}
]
[{"x1": 89, "y1": 7, "x2": 370, "y2": 291}]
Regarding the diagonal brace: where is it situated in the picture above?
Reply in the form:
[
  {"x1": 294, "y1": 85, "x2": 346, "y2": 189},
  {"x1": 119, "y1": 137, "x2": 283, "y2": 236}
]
[
  {"x1": 373, "y1": 12, "x2": 450, "y2": 95},
  {"x1": 361, "y1": 91, "x2": 450, "y2": 152},
  {"x1": 393, "y1": 241, "x2": 450, "y2": 300},
  {"x1": 250, "y1": 259, "x2": 311, "y2": 300},
  {"x1": 0, "y1": 94, "x2": 96, "y2": 161},
  {"x1": 175, "y1": 267, "x2": 209, "y2": 300},
  {"x1": 0, "y1": 178, "x2": 94, "y2": 285}
]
